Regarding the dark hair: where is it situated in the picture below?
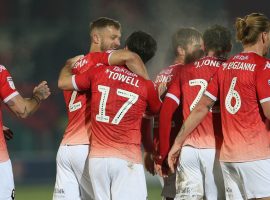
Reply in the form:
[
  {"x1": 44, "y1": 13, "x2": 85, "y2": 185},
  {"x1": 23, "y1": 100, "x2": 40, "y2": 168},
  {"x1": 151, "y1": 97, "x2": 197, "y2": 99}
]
[
  {"x1": 172, "y1": 28, "x2": 202, "y2": 55},
  {"x1": 89, "y1": 17, "x2": 121, "y2": 34},
  {"x1": 235, "y1": 13, "x2": 270, "y2": 45},
  {"x1": 125, "y1": 31, "x2": 157, "y2": 63},
  {"x1": 203, "y1": 24, "x2": 232, "y2": 54}
]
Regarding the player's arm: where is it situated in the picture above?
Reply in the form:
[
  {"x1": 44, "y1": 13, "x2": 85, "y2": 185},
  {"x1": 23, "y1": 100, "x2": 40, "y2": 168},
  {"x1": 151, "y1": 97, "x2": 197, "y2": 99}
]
[
  {"x1": 168, "y1": 95, "x2": 216, "y2": 172},
  {"x1": 108, "y1": 50, "x2": 149, "y2": 80},
  {"x1": 146, "y1": 81, "x2": 162, "y2": 114},
  {"x1": 257, "y1": 62, "x2": 270, "y2": 119},
  {"x1": 6, "y1": 81, "x2": 50, "y2": 118},
  {"x1": 155, "y1": 95, "x2": 179, "y2": 167},
  {"x1": 58, "y1": 55, "x2": 84, "y2": 90}
]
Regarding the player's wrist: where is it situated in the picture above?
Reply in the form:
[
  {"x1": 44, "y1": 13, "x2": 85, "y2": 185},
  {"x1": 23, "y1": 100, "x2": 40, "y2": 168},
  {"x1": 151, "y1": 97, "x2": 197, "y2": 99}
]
[{"x1": 31, "y1": 94, "x2": 42, "y2": 104}]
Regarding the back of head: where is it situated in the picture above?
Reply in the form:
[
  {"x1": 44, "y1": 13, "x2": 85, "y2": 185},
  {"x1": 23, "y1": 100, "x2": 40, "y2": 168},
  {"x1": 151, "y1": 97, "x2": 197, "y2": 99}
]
[
  {"x1": 125, "y1": 31, "x2": 157, "y2": 63},
  {"x1": 203, "y1": 25, "x2": 232, "y2": 55},
  {"x1": 89, "y1": 17, "x2": 121, "y2": 36},
  {"x1": 172, "y1": 28, "x2": 202, "y2": 55},
  {"x1": 235, "y1": 13, "x2": 270, "y2": 45}
]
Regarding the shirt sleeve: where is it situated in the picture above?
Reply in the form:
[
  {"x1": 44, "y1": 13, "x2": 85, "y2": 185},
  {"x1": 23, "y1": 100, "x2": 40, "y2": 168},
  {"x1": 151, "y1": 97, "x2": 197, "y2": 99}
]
[
  {"x1": 257, "y1": 60, "x2": 270, "y2": 103},
  {"x1": 0, "y1": 66, "x2": 19, "y2": 103},
  {"x1": 73, "y1": 68, "x2": 95, "y2": 91},
  {"x1": 146, "y1": 80, "x2": 162, "y2": 114},
  {"x1": 156, "y1": 96, "x2": 178, "y2": 165}
]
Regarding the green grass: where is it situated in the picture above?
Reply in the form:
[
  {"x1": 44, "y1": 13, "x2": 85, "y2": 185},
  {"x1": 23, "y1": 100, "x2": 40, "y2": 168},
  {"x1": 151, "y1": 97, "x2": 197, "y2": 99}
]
[{"x1": 15, "y1": 184, "x2": 162, "y2": 200}]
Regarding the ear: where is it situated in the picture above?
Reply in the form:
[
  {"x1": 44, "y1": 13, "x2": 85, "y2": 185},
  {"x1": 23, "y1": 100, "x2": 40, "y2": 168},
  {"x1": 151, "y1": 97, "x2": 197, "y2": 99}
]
[
  {"x1": 177, "y1": 46, "x2": 185, "y2": 56},
  {"x1": 262, "y1": 32, "x2": 268, "y2": 44},
  {"x1": 92, "y1": 33, "x2": 100, "y2": 44}
]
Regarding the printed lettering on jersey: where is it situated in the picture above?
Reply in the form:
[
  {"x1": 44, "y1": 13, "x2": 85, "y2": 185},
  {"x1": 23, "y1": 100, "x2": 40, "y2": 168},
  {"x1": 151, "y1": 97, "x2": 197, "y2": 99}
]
[
  {"x1": 195, "y1": 59, "x2": 221, "y2": 68},
  {"x1": 0, "y1": 65, "x2": 6, "y2": 72},
  {"x1": 7, "y1": 77, "x2": 15, "y2": 90},
  {"x1": 106, "y1": 66, "x2": 139, "y2": 88},
  {"x1": 73, "y1": 57, "x2": 88, "y2": 70},
  {"x1": 264, "y1": 61, "x2": 270, "y2": 70},
  {"x1": 232, "y1": 55, "x2": 249, "y2": 60},
  {"x1": 223, "y1": 61, "x2": 256, "y2": 71}
]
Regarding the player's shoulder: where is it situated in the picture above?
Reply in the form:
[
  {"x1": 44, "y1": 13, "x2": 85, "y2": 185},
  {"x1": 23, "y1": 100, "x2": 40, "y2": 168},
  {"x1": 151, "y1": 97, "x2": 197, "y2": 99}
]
[{"x1": 0, "y1": 65, "x2": 7, "y2": 72}]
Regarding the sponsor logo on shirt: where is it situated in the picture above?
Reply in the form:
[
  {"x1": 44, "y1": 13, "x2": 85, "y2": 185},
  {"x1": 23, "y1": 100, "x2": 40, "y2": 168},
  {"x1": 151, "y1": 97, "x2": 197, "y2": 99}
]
[
  {"x1": 0, "y1": 65, "x2": 6, "y2": 72},
  {"x1": 264, "y1": 61, "x2": 270, "y2": 70},
  {"x1": 7, "y1": 77, "x2": 15, "y2": 90}
]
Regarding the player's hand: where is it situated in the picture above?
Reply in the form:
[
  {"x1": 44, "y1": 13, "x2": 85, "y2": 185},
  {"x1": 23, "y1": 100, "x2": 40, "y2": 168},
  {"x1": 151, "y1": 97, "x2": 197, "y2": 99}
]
[
  {"x1": 158, "y1": 82, "x2": 167, "y2": 98},
  {"x1": 3, "y1": 126, "x2": 13, "y2": 141},
  {"x1": 65, "y1": 55, "x2": 84, "y2": 69},
  {"x1": 143, "y1": 152, "x2": 155, "y2": 176},
  {"x1": 33, "y1": 81, "x2": 51, "y2": 101},
  {"x1": 168, "y1": 144, "x2": 181, "y2": 173},
  {"x1": 154, "y1": 163, "x2": 163, "y2": 177}
]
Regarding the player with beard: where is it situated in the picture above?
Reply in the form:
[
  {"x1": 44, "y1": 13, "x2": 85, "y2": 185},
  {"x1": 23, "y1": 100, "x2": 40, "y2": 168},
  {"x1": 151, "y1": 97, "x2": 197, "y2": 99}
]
[
  {"x1": 144, "y1": 28, "x2": 203, "y2": 200},
  {"x1": 53, "y1": 18, "x2": 149, "y2": 200},
  {"x1": 58, "y1": 31, "x2": 161, "y2": 200},
  {"x1": 0, "y1": 68, "x2": 50, "y2": 200},
  {"x1": 168, "y1": 13, "x2": 270, "y2": 200},
  {"x1": 159, "y1": 25, "x2": 232, "y2": 199}
]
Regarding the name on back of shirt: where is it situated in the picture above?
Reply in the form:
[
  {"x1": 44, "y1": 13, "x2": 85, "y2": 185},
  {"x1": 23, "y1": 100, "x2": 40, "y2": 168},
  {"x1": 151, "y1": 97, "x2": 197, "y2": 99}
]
[
  {"x1": 195, "y1": 59, "x2": 221, "y2": 68},
  {"x1": 222, "y1": 61, "x2": 256, "y2": 71},
  {"x1": 106, "y1": 66, "x2": 139, "y2": 87}
]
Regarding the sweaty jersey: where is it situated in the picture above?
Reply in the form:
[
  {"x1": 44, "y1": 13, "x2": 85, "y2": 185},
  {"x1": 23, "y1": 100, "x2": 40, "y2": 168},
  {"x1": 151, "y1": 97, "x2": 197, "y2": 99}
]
[
  {"x1": 153, "y1": 63, "x2": 183, "y2": 154},
  {"x1": 72, "y1": 64, "x2": 161, "y2": 163},
  {"x1": 61, "y1": 52, "x2": 110, "y2": 145},
  {"x1": 0, "y1": 65, "x2": 19, "y2": 163},
  {"x1": 205, "y1": 52, "x2": 270, "y2": 162},
  {"x1": 165, "y1": 56, "x2": 224, "y2": 149}
]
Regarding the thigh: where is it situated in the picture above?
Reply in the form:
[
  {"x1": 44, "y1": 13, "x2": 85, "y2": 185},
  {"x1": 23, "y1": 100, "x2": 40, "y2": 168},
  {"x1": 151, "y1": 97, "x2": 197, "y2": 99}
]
[
  {"x1": 53, "y1": 146, "x2": 81, "y2": 200},
  {"x1": 68, "y1": 145, "x2": 93, "y2": 200},
  {"x1": 89, "y1": 158, "x2": 110, "y2": 200},
  {"x1": 220, "y1": 162, "x2": 245, "y2": 200},
  {"x1": 110, "y1": 158, "x2": 147, "y2": 200},
  {"x1": 175, "y1": 146, "x2": 203, "y2": 200},
  {"x1": 200, "y1": 149, "x2": 225, "y2": 200},
  {"x1": 0, "y1": 159, "x2": 15, "y2": 200},
  {"x1": 237, "y1": 159, "x2": 270, "y2": 199}
]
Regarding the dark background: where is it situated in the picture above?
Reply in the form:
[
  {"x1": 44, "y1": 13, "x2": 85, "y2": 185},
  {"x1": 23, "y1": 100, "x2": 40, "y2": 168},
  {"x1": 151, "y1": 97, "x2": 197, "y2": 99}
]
[{"x1": 0, "y1": 0, "x2": 269, "y2": 184}]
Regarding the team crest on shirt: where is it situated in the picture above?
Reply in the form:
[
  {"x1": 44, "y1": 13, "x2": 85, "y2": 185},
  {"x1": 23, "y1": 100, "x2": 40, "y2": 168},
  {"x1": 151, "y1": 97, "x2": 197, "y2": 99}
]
[
  {"x1": 0, "y1": 65, "x2": 6, "y2": 72},
  {"x1": 7, "y1": 77, "x2": 15, "y2": 90},
  {"x1": 264, "y1": 61, "x2": 270, "y2": 70}
]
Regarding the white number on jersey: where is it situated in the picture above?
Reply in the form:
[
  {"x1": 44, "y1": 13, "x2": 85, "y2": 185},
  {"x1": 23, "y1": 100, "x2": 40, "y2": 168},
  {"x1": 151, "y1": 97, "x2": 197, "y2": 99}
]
[
  {"x1": 189, "y1": 79, "x2": 208, "y2": 111},
  {"x1": 69, "y1": 91, "x2": 82, "y2": 112},
  {"x1": 96, "y1": 85, "x2": 139, "y2": 124},
  {"x1": 225, "y1": 77, "x2": 241, "y2": 114}
]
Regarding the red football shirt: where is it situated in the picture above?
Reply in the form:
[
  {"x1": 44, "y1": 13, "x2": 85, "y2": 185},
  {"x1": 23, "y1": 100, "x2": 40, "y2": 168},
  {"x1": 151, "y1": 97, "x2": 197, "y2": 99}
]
[
  {"x1": 0, "y1": 65, "x2": 19, "y2": 162},
  {"x1": 61, "y1": 52, "x2": 110, "y2": 145},
  {"x1": 164, "y1": 56, "x2": 224, "y2": 151},
  {"x1": 73, "y1": 64, "x2": 161, "y2": 163},
  {"x1": 205, "y1": 52, "x2": 270, "y2": 162}
]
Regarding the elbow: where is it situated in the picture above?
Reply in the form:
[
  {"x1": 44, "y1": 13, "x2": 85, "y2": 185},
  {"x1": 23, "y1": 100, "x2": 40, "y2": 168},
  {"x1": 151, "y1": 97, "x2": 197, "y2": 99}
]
[{"x1": 58, "y1": 79, "x2": 65, "y2": 90}]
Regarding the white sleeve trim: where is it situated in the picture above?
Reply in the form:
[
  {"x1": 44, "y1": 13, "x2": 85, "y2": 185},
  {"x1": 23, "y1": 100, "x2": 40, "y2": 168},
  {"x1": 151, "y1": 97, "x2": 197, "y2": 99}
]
[
  {"x1": 107, "y1": 51, "x2": 115, "y2": 66},
  {"x1": 3, "y1": 91, "x2": 19, "y2": 103},
  {"x1": 204, "y1": 91, "x2": 217, "y2": 101},
  {"x1": 72, "y1": 75, "x2": 79, "y2": 91},
  {"x1": 260, "y1": 97, "x2": 270, "y2": 104},
  {"x1": 166, "y1": 93, "x2": 180, "y2": 105},
  {"x1": 143, "y1": 113, "x2": 153, "y2": 119}
]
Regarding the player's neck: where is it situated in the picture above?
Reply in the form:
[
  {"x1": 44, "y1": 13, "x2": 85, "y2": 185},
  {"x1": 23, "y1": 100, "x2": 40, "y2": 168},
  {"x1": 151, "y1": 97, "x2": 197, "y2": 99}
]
[
  {"x1": 174, "y1": 55, "x2": 184, "y2": 65},
  {"x1": 89, "y1": 45, "x2": 102, "y2": 52},
  {"x1": 207, "y1": 51, "x2": 227, "y2": 59},
  {"x1": 243, "y1": 43, "x2": 264, "y2": 56}
]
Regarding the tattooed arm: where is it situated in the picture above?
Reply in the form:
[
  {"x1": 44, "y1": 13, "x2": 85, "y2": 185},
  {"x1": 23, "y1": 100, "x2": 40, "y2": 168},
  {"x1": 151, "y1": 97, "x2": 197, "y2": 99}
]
[
  {"x1": 167, "y1": 95, "x2": 215, "y2": 172},
  {"x1": 6, "y1": 81, "x2": 50, "y2": 118}
]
